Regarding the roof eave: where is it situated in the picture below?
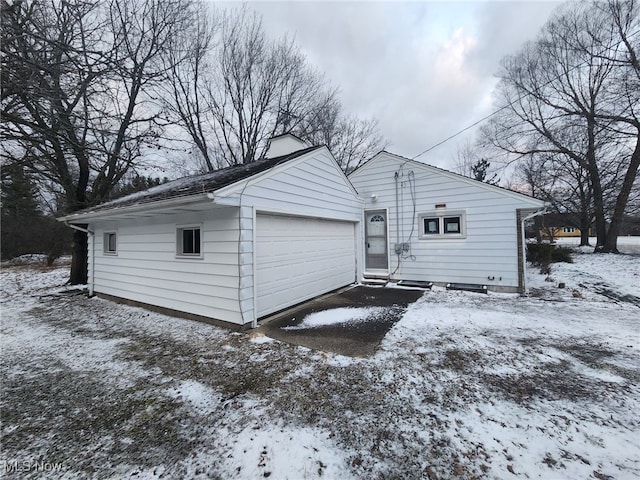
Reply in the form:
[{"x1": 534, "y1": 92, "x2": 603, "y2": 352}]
[{"x1": 57, "y1": 193, "x2": 212, "y2": 223}]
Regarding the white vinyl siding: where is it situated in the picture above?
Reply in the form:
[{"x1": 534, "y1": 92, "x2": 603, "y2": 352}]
[
  {"x1": 349, "y1": 153, "x2": 544, "y2": 291},
  {"x1": 92, "y1": 207, "x2": 243, "y2": 324},
  {"x1": 217, "y1": 149, "x2": 362, "y2": 221}
]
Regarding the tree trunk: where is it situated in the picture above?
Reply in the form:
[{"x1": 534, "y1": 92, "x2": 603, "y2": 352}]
[
  {"x1": 585, "y1": 119, "x2": 608, "y2": 251},
  {"x1": 69, "y1": 228, "x2": 88, "y2": 285},
  {"x1": 601, "y1": 132, "x2": 640, "y2": 253},
  {"x1": 579, "y1": 214, "x2": 591, "y2": 246},
  {"x1": 578, "y1": 175, "x2": 591, "y2": 246}
]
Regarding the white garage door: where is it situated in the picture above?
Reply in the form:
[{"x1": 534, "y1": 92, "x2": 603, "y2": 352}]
[{"x1": 256, "y1": 214, "x2": 356, "y2": 317}]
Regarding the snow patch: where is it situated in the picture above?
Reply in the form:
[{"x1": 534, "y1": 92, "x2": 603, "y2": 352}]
[
  {"x1": 249, "y1": 334, "x2": 274, "y2": 344},
  {"x1": 167, "y1": 380, "x2": 220, "y2": 413},
  {"x1": 282, "y1": 307, "x2": 385, "y2": 330},
  {"x1": 219, "y1": 423, "x2": 354, "y2": 479}
]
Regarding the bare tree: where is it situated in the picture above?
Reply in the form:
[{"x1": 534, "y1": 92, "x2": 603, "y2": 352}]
[
  {"x1": 165, "y1": 5, "x2": 386, "y2": 172},
  {"x1": 298, "y1": 107, "x2": 387, "y2": 174},
  {"x1": 590, "y1": 0, "x2": 640, "y2": 251},
  {"x1": 481, "y1": 0, "x2": 639, "y2": 252},
  {"x1": 163, "y1": 2, "x2": 218, "y2": 171},
  {"x1": 453, "y1": 139, "x2": 480, "y2": 178},
  {"x1": 1, "y1": 0, "x2": 194, "y2": 283},
  {"x1": 453, "y1": 140, "x2": 499, "y2": 184},
  {"x1": 203, "y1": 8, "x2": 339, "y2": 167}
]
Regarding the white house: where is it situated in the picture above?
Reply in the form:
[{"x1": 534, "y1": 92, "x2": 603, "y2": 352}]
[
  {"x1": 59, "y1": 135, "x2": 364, "y2": 329},
  {"x1": 60, "y1": 139, "x2": 545, "y2": 329},
  {"x1": 348, "y1": 152, "x2": 545, "y2": 293}
]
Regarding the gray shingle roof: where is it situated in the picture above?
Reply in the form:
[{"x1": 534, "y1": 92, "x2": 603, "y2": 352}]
[{"x1": 86, "y1": 146, "x2": 321, "y2": 214}]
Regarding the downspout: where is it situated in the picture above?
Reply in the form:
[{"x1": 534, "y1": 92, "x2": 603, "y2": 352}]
[
  {"x1": 519, "y1": 208, "x2": 546, "y2": 294},
  {"x1": 64, "y1": 222, "x2": 95, "y2": 296},
  {"x1": 251, "y1": 205, "x2": 258, "y2": 329},
  {"x1": 394, "y1": 172, "x2": 400, "y2": 245}
]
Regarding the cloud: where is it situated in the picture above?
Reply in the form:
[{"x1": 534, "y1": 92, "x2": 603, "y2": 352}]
[
  {"x1": 434, "y1": 28, "x2": 478, "y2": 88},
  {"x1": 239, "y1": 0, "x2": 561, "y2": 169}
]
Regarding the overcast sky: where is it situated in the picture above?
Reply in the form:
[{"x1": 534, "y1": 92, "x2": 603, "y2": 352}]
[{"x1": 235, "y1": 0, "x2": 562, "y2": 170}]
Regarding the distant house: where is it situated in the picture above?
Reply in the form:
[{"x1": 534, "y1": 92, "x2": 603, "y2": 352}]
[
  {"x1": 536, "y1": 213, "x2": 593, "y2": 241},
  {"x1": 59, "y1": 138, "x2": 545, "y2": 329},
  {"x1": 620, "y1": 215, "x2": 640, "y2": 236}
]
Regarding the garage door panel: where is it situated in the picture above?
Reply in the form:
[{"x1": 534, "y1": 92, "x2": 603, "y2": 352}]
[
  {"x1": 260, "y1": 248, "x2": 352, "y2": 265},
  {"x1": 256, "y1": 214, "x2": 356, "y2": 317}
]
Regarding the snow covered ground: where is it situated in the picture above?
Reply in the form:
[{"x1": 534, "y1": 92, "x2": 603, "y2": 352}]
[{"x1": 1, "y1": 247, "x2": 639, "y2": 479}]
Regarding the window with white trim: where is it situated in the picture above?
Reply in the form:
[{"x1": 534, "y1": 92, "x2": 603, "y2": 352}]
[
  {"x1": 419, "y1": 211, "x2": 466, "y2": 239},
  {"x1": 177, "y1": 226, "x2": 201, "y2": 256},
  {"x1": 103, "y1": 232, "x2": 117, "y2": 254}
]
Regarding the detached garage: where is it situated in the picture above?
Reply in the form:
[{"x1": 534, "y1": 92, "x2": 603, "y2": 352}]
[{"x1": 59, "y1": 135, "x2": 363, "y2": 329}]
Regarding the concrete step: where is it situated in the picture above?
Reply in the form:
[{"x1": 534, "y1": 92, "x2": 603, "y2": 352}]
[{"x1": 361, "y1": 276, "x2": 389, "y2": 286}]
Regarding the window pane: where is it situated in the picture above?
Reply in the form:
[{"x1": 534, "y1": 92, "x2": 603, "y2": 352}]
[
  {"x1": 194, "y1": 228, "x2": 201, "y2": 254},
  {"x1": 183, "y1": 229, "x2": 194, "y2": 254},
  {"x1": 104, "y1": 233, "x2": 116, "y2": 253},
  {"x1": 181, "y1": 228, "x2": 201, "y2": 255},
  {"x1": 108, "y1": 233, "x2": 116, "y2": 251},
  {"x1": 424, "y1": 218, "x2": 439, "y2": 234},
  {"x1": 444, "y1": 217, "x2": 460, "y2": 233}
]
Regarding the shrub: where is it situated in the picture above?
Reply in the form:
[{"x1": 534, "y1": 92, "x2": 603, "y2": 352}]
[{"x1": 527, "y1": 243, "x2": 573, "y2": 266}]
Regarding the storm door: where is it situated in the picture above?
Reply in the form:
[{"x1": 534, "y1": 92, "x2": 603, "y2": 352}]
[{"x1": 365, "y1": 210, "x2": 388, "y2": 270}]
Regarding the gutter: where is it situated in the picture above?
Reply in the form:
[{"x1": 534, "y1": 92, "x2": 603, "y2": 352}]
[
  {"x1": 57, "y1": 193, "x2": 211, "y2": 222},
  {"x1": 520, "y1": 207, "x2": 547, "y2": 294},
  {"x1": 62, "y1": 222, "x2": 95, "y2": 296}
]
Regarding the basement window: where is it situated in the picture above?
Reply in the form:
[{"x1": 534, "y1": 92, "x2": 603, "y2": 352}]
[
  {"x1": 419, "y1": 211, "x2": 466, "y2": 239},
  {"x1": 103, "y1": 232, "x2": 117, "y2": 254},
  {"x1": 177, "y1": 226, "x2": 202, "y2": 257}
]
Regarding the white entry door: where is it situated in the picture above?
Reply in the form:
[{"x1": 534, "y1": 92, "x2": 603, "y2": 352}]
[
  {"x1": 255, "y1": 214, "x2": 356, "y2": 317},
  {"x1": 365, "y1": 210, "x2": 388, "y2": 270}
]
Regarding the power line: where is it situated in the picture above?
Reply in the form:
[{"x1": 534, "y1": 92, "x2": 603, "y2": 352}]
[
  {"x1": 410, "y1": 104, "x2": 511, "y2": 160},
  {"x1": 410, "y1": 26, "x2": 640, "y2": 161}
]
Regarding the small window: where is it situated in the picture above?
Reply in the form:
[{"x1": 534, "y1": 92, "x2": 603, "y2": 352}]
[
  {"x1": 423, "y1": 218, "x2": 440, "y2": 234},
  {"x1": 563, "y1": 227, "x2": 575, "y2": 233},
  {"x1": 104, "y1": 232, "x2": 117, "y2": 254},
  {"x1": 419, "y1": 211, "x2": 466, "y2": 239},
  {"x1": 177, "y1": 226, "x2": 201, "y2": 256},
  {"x1": 370, "y1": 214, "x2": 385, "y2": 223}
]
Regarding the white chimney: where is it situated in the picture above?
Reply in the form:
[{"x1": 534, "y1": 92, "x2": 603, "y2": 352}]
[{"x1": 264, "y1": 133, "x2": 308, "y2": 159}]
